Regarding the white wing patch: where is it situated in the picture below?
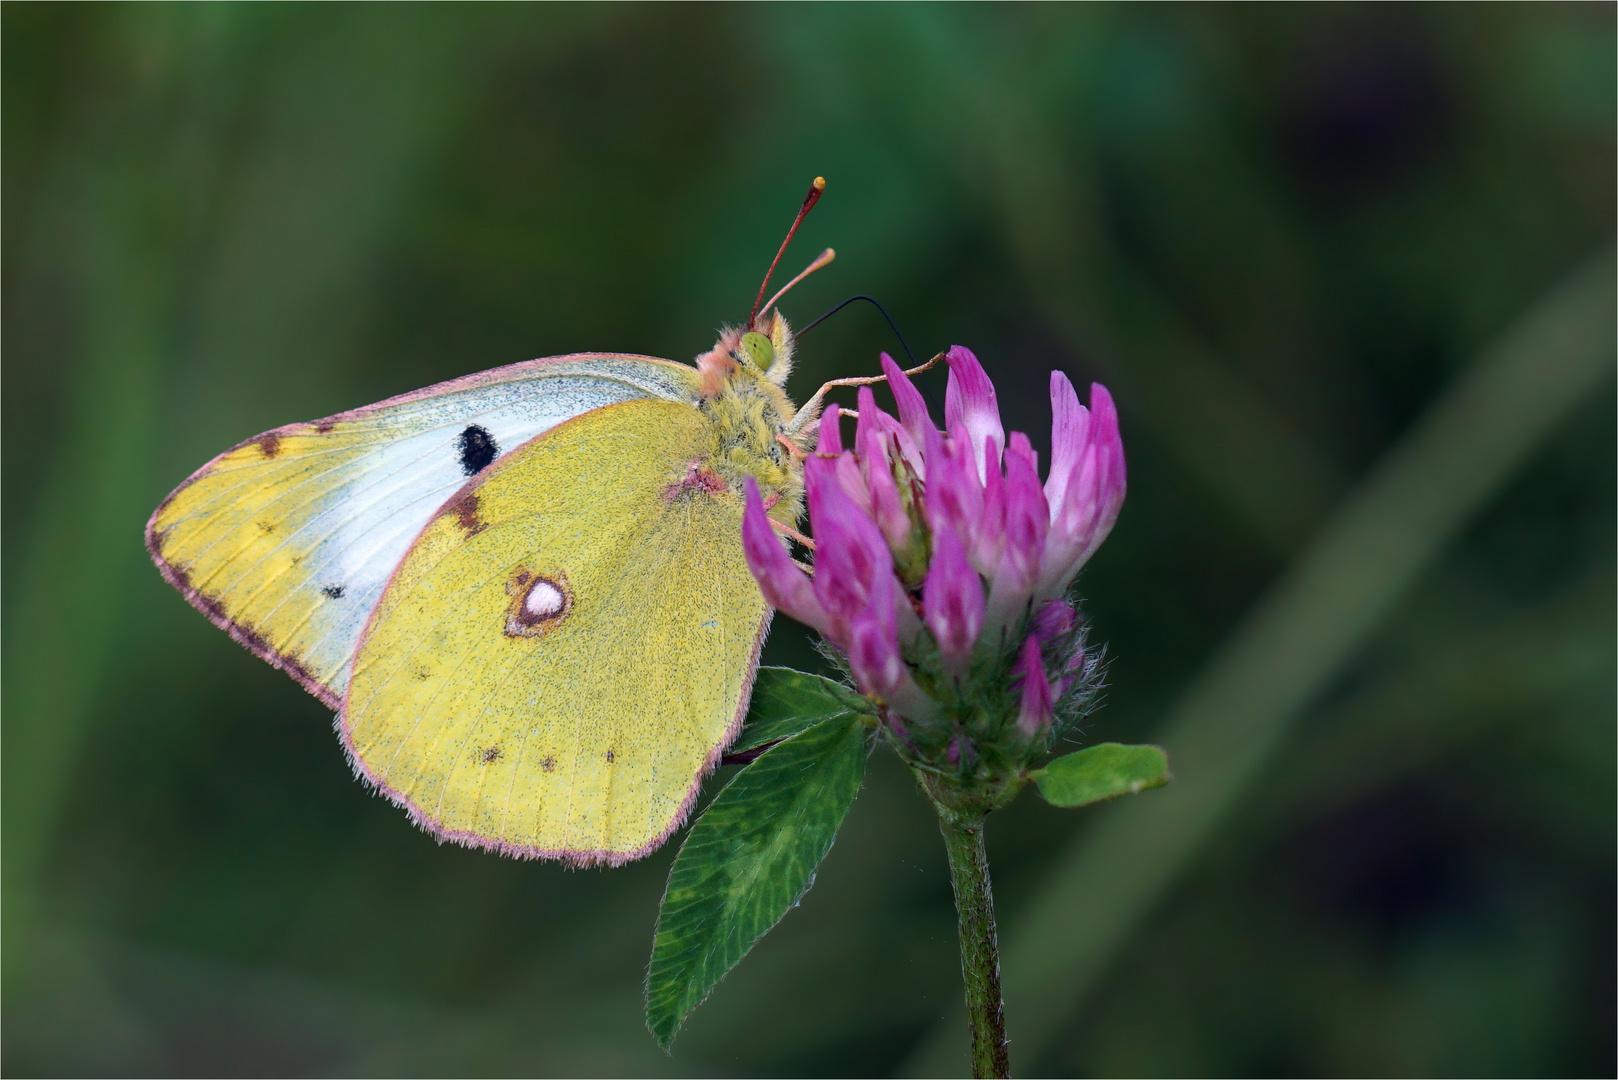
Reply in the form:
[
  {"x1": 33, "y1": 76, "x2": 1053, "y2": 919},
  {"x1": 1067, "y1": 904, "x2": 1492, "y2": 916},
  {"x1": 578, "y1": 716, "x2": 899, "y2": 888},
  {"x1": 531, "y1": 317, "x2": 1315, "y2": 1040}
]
[{"x1": 148, "y1": 354, "x2": 702, "y2": 707}]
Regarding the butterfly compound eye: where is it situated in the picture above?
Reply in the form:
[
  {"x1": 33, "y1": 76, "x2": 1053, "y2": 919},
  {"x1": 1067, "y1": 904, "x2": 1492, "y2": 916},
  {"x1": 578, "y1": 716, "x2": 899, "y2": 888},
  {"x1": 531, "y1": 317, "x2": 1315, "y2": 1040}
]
[{"x1": 740, "y1": 331, "x2": 775, "y2": 371}]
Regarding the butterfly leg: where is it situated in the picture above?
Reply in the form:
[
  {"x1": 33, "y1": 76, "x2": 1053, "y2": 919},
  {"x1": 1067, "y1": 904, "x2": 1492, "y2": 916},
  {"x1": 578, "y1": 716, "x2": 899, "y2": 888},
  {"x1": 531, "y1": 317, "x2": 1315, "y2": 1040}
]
[
  {"x1": 771, "y1": 520, "x2": 816, "y2": 552},
  {"x1": 775, "y1": 433, "x2": 809, "y2": 460},
  {"x1": 788, "y1": 352, "x2": 943, "y2": 438}
]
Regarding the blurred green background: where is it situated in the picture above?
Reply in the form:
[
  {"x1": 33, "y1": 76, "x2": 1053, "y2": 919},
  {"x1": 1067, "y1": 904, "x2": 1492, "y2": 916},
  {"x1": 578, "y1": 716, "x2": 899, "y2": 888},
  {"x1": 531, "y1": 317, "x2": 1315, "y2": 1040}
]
[{"x1": 4, "y1": 4, "x2": 1613, "y2": 1076}]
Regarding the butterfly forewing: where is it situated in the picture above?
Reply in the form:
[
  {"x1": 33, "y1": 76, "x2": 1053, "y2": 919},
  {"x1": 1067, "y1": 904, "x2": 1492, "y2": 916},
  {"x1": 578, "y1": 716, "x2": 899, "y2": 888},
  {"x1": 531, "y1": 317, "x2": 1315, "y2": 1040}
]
[
  {"x1": 341, "y1": 398, "x2": 769, "y2": 865},
  {"x1": 147, "y1": 354, "x2": 701, "y2": 706}
]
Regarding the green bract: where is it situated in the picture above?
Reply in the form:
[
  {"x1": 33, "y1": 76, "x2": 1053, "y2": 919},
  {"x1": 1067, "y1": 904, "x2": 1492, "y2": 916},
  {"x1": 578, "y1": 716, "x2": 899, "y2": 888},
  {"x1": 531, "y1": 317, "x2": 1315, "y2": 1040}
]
[{"x1": 1031, "y1": 742, "x2": 1170, "y2": 807}]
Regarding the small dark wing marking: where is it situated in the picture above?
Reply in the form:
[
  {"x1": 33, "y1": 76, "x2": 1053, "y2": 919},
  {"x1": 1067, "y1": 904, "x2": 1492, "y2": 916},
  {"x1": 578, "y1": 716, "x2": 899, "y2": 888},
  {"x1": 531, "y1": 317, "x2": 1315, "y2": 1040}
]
[
  {"x1": 458, "y1": 424, "x2": 499, "y2": 475},
  {"x1": 444, "y1": 492, "x2": 486, "y2": 537}
]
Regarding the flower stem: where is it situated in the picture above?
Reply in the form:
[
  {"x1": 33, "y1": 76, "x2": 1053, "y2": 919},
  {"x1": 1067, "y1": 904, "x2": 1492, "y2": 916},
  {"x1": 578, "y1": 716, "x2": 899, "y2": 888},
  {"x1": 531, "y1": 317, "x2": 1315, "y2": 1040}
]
[{"x1": 938, "y1": 812, "x2": 1010, "y2": 1079}]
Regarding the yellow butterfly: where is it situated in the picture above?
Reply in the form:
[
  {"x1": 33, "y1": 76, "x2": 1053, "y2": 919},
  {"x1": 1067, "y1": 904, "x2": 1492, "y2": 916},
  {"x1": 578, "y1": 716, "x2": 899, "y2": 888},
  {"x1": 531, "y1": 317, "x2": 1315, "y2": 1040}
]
[{"x1": 148, "y1": 180, "x2": 851, "y2": 866}]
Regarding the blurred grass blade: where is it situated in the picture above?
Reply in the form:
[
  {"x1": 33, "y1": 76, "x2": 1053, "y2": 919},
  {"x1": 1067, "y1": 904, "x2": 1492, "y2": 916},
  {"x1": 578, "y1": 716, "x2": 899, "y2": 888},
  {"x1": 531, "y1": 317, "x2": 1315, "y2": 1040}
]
[
  {"x1": 896, "y1": 4, "x2": 1345, "y2": 551},
  {"x1": 1261, "y1": 572, "x2": 1613, "y2": 831},
  {"x1": 899, "y1": 244, "x2": 1617, "y2": 1077},
  {"x1": 730, "y1": 666, "x2": 866, "y2": 753},
  {"x1": 1032, "y1": 744, "x2": 1170, "y2": 808},
  {"x1": 646, "y1": 713, "x2": 868, "y2": 1049},
  {"x1": 2, "y1": 6, "x2": 475, "y2": 1004},
  {"x1": 0, "y1": 7, "x2": 241, "y2": 995}
]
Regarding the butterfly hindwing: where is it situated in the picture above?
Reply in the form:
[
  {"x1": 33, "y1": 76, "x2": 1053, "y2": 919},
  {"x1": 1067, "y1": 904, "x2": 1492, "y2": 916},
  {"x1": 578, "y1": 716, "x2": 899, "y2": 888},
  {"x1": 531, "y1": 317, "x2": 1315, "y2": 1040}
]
[
  {"x1": 147, "y1": 355, "x2": 703, "y2": 706},
  {"x1": 341, "y1": 397, "x2": 769, "y2": 865}
]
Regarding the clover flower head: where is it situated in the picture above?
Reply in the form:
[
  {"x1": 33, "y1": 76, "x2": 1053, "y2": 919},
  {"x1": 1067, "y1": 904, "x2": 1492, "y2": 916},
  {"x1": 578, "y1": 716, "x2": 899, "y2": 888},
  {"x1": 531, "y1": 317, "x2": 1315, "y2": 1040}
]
[{"x1": 744, "y1": 346, "x2": 1126, "y2": 777}]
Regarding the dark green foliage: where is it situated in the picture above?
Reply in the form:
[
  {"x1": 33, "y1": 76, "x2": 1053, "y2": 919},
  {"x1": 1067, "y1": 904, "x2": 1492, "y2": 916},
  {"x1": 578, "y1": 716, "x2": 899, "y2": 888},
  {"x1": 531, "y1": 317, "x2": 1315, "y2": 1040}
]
[
  {"x1": 1032, "y1": 743, "x2": 1170, "y2": 808},
  {"x1": 646, "y1": 711, "x2": 868, "y2": 1048},
  {"x1": 728, "y1": 667, "x2": 868, "y2": 753}
]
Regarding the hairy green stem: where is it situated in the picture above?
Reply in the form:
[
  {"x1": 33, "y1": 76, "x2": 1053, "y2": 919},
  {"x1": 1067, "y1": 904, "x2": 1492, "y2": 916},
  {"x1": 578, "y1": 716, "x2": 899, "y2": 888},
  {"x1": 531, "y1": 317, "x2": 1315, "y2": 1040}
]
[{"x1": 939, "y1": 813, "x2": 1010, "y2": 1079}]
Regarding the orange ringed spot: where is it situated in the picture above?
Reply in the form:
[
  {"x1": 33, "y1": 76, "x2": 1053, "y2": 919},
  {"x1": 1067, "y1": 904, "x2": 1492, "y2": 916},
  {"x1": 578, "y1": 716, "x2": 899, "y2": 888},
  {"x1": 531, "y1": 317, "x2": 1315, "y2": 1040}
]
[{"x1": 504, "y1": 567, "x2": 572, "y2": 638}]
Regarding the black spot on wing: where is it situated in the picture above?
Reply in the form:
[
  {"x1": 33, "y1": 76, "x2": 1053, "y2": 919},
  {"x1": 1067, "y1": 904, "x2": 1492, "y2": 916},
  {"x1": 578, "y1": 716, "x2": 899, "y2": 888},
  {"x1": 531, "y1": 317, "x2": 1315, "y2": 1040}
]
[
  {"x1": 458, "y1": 424, "x2": 499, "y2": 475},
  {"x1": 321, "y1": 584, "x2": 345, "y2": 599}
]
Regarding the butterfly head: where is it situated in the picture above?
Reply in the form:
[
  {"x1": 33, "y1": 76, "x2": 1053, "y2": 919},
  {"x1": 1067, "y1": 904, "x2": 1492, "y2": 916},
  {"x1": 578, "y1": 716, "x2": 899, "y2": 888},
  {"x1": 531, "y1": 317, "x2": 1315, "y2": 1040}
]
[
  {"x1": 712, "y1": 309, "x2": 796, "y2": 383},
  {"x1": 695, "y1": 314, "x2": 794, "y2": 404},
  {"x1": 696, "y1": 177, "x2": 834, "y2": 398}
]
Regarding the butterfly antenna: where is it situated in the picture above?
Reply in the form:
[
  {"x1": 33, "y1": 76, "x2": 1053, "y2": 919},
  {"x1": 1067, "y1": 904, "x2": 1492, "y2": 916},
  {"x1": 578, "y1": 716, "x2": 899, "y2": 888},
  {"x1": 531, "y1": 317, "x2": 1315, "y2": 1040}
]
[
  {"x1": 749, "y1": 176, "x2": 826, "y2": 330},
  {"x1": 796, "y1": 294, "x2": 918, "y2": 366},
  {"x1": 761, "y1": 247, "x2": 836, "y2": 317}
]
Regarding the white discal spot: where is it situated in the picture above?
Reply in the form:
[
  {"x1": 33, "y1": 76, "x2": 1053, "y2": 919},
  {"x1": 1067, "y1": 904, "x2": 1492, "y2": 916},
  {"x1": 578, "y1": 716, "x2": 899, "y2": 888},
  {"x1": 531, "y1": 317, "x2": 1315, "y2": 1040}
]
[
  {"x1": 504, "y1": 569, "x2": 571, "y2": 638},
  {"x1": 525, "y1": 579, "x2": 566, "y2": 619}
]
